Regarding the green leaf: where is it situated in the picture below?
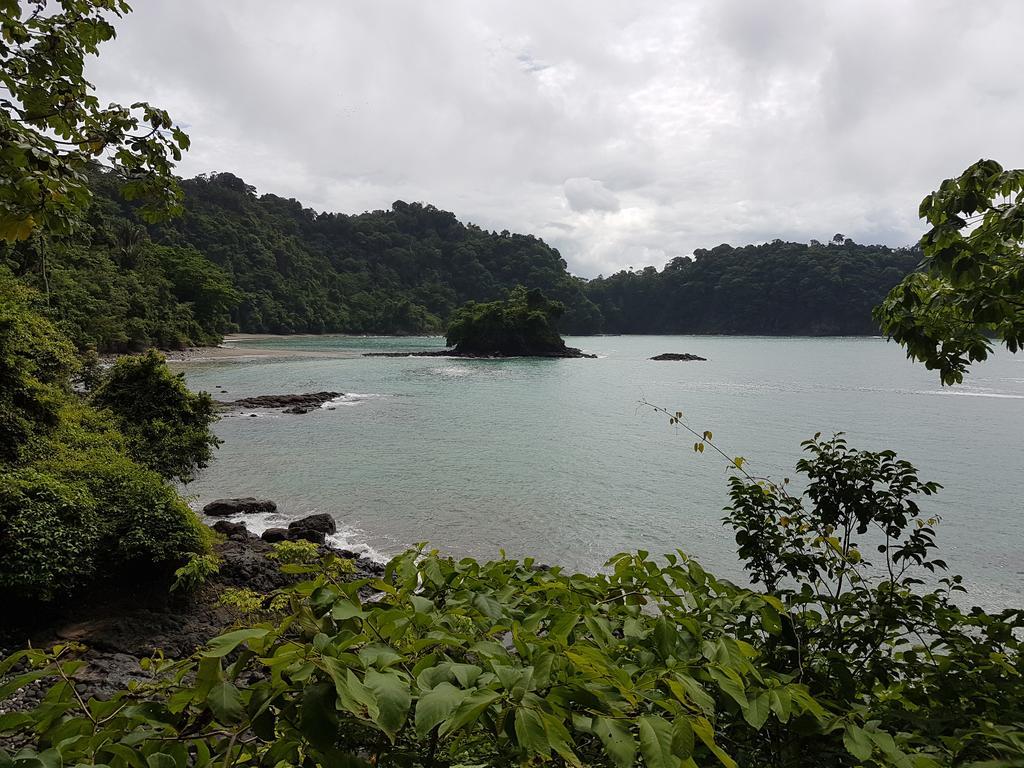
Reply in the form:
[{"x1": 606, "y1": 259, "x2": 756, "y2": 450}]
[
  {"x1": 203, "y1": 628, "x2": 268, "y2": 658},
  {"x1": 843, "y1": 724, "x2": 873, "y2": 761},
  {"x1": 146, "y1": 754, "x2": 176, "y2": 768},
  {"x1": 638, "y1": 715, "x2": 676, "y2": 768},
  {"x1": 514, "y1": 707, "x2": 551, "y2": 758},
  {"x1": 415, "y1": 682, "x2": 468, "y2": 737},
  {"x1": 364, "y1": 669, "x2": 411, "y2": 742},
  {"x1": 594, "y1": 716, "x2": 636, "y2": 768},
  {"x1": 206, "y1": 681, "x2": 244, "y2": 724},
  {"x1": 743, "y1": 690, "x2": 771, "y2": 729},
  {"x1": 439, "y1": 689, "x2": 501, "y2": 736},
  {"x1": 672, "y1": 717, "x2": 695, "y2": 760},
  {"x1": 692, "y1": 716, "x2": 737, "y2": 768},
  {"x1": 541, "y1": 711, "x2": 581, "y2": 767}
]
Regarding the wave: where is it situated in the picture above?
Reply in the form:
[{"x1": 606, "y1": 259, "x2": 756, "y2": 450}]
[
  {"x1": 914, "y1": 390, "x2": 1024, "y2": 400},
  {"x1": 322, "y1": 393, "x2": 386, "y2": 408}
]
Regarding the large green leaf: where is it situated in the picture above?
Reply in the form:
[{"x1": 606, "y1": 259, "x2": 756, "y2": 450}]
[
  {"x1": 364, "y1": 669, "x2": 411, "y2": 742},
  {"x1": 593, "y1": 716, "x2": 636, "y2": 768},
  {"x1": 415, "y1": 682, "x2": 468, "y2": 737},
  {"x1": 514, "y1": 707, "x2": 551, "y2": 758},
  {"x1": 638, "y1": 715, "x2": 676, "y2": 768},
  {"x1": 206, "y1": 681, "x2": 244, "y2": 724}
]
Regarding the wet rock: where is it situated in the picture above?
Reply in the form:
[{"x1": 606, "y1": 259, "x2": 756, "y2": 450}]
[
  {"x1": 289, "y1": 513, "x2": 337, "y2": 536},
  {"x1": 650, "y1": 353, "x2": 707, "y2": 361},
  {"x1": 203, "y1": 497, "x2": 277, "y2": 517},
  {"x1": 261, "y1": 527, "x2": 289, "y2": 543},
  {"x1": 287, "y1": 528, "x2": 325, "y2": 545},
  {"x1": 211, "y1": 520, "x2": 250, "y2": 540},
  {"x1": 283, "y1": 406, "x2": 311, "y2": 414},
  {"x1": 222, "y1": 392, "x2": 340, "y2": 410}
]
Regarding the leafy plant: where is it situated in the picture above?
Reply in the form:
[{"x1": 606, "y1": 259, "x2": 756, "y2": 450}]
[
  {"x1": 170, "y1": 553, "x2": 221, "y2": 594},
  {"x1": 875, "y1": 158, "x2": 1024, "y2": 383},
  {"x1": 0, "y1": 0, "x2": 189, "y2": 242}
]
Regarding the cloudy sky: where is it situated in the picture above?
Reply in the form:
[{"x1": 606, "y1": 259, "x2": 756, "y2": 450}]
[{"x1": 89, "y1": 1, "x2": 1023, "y2": 277}]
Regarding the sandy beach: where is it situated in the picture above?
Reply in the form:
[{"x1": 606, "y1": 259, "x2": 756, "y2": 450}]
[{"x1": 162, "y1": 334, "x2": 363, "y2": 364}]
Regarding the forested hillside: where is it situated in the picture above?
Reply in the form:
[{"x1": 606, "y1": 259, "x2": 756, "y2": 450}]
[
  {"x1": 586, "y1": 237, "x2": 922, "y2": 335},
  {"x1": 1, "y1": 169, "x2": 920, "y2": 350}
]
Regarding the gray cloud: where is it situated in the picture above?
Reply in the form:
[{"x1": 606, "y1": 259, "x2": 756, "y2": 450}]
[
  {"x1": 564, "y1": 177, "x2": 620, "y2": 213},
  {"x1": 88, "y1": 1, "x2": 1023, "y2": 277}
]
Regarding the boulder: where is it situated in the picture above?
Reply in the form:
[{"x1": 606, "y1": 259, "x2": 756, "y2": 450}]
[
  {"x1": 288, "y1": 513, "x2": 337, "y2": 536},
  {"x1": 211, "y1": 520, "x2": 249, "y2": 540},
  {"x1": 287, "y1": 528, "x2": 325, "y2": 545},
  {"x1": 650, "y1": 353, "x2": 707, "y2": 361},
  {"x1": 203, "y1": 497, "x2": 277, "y2": 517},
  {"x1": 260, "y1": 527, "x2": 289, "y2": 543},
  {"x1": 283, "y1": 406, "x2": 311, "y2": 414}
]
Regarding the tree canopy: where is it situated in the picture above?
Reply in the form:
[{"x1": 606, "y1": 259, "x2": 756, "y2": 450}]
[
  {"x1": 445, "y1": 287, "x2": 576, "y2": 356},
  {"x1": 0, "y1": 0, "x2": 189, "y2": 242},
  {"x1": 875, "y1": 158, "x2": 1024, "y2": 383}
]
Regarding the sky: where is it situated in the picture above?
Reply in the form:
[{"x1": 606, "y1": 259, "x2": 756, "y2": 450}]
[{"x1": 89, "y1": 1, "x2": 1024, "y2": 278}]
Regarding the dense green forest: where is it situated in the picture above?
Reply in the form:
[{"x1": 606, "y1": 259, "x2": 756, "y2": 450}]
[
  {"x1": 586, "y1": 237, "x2": 922, "y2": 335},
  {"x1": 2, "y1": 169, "x2": 920, "y2": 351}
]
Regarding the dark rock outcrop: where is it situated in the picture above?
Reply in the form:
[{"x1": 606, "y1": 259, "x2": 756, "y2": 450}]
[
  {"x1": 650, "y1": 353, "x2": 707, "y2": 361},
  {"x1": 288, "y1": 513, "x2": 337, "y2": 536},
  {"x1": 221, "y1": 392, "x2": 340, "y2": 410},
  {"x1": 211, "y1": 520, "x2": 250, "y2": 540},
  {"x1": 260, "y1": 527, "x2": 289, "y2": 543},
  {"x1": 203, "y1": 497, "x2": 277, "y2": 517}
]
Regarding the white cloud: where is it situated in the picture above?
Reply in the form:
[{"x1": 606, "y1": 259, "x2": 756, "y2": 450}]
[{"x1": 87, "y1": 0, "x2": 1024, "y2": 277}]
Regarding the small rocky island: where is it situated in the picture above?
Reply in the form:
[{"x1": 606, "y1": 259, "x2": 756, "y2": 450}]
[
  {"x1": 651, "y1": 353, "x2": 707, "y2": 361},
  {"x1": 217, "y1": 391, "x2": 341, "y2": 414},
  {"x1": 366, "y1": 288, "x2": 595, "y2": 358}
]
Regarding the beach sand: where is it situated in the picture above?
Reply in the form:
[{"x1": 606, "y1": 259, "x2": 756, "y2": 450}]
[{"x1": 162, "y1": 334, "x2": 361, "y2": 364}]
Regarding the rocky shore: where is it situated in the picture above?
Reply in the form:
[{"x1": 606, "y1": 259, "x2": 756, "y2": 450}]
[{"x1": 0, "y1": 516, "x2": 383, "y2": 715}]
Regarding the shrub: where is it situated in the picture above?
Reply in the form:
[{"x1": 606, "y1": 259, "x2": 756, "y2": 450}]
[
  {"x1": 170, "y1": 553, "x2": 221, "y2": 593},
  {"x1": 38, "y1": 402, "x2": 209, "y2": 568},
  {"x1": 0, "y1": 469, "x2": 100, "y2": 601},
  {"x1": 0, "y1": 273, "x2": 78, "y2": 463},
  {"x1": 90, "y1": 350, "x2": 220, "y2": 482}
]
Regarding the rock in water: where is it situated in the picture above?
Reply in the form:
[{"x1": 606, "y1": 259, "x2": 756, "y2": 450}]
[
  {"x1": 203, "y1": 497, "x2": 278, "y2": 517},
  {"x1": 288, "y1": 513, "x2": 337, "y2": 536},
  {"x1": 650, "y1": 353, "x2": 707, "y2": 361},
  {"x1": 260, "y1": 528, "x2": 289, "y2": 543},
  {"x1": 211, "y1": 520, "x2": 250, "y2": 540}
]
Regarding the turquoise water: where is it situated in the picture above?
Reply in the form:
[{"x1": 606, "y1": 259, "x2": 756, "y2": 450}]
[{"x1": 178, "y1": 335, "x2": 1024, "y2": 609}]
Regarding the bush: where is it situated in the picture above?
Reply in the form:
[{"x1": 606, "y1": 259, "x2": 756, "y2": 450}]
[
  {"x1": 39, "y1": 402, "x2": 209, "y2": 570},
  {"x1": 0, "y1": 273, "x2": 78, "y2": 463},
  {"x1": 0, "y1": 469, "x2": 100, "y2": 601},
  {"x1": 90, "y1": 350, "x2": 220, "y2": 482}
]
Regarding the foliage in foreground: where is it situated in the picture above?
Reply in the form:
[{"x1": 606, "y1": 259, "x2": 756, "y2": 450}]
[
  {"x1": 3, "y1": 437, "x2": 1022, "y2": 767},
  {"x1": 876, "y1": 158, "x2": 1024, "y2": 384},
  {"x1": 0, "y1": 0, "x2": 189, "y2": 243},
  {"x1": 0, "y1": 274, "x2": 214, "y2": 602}
]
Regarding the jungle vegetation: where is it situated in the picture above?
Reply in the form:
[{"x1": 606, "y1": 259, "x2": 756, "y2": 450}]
[{"x1": 2, "y1": 1, "x2": 1024, "y2": 766}]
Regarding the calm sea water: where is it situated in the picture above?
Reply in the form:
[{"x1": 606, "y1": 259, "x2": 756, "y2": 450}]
[{"x1": 178, "y1": 335, "x2": 1024, "y2": 610}]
